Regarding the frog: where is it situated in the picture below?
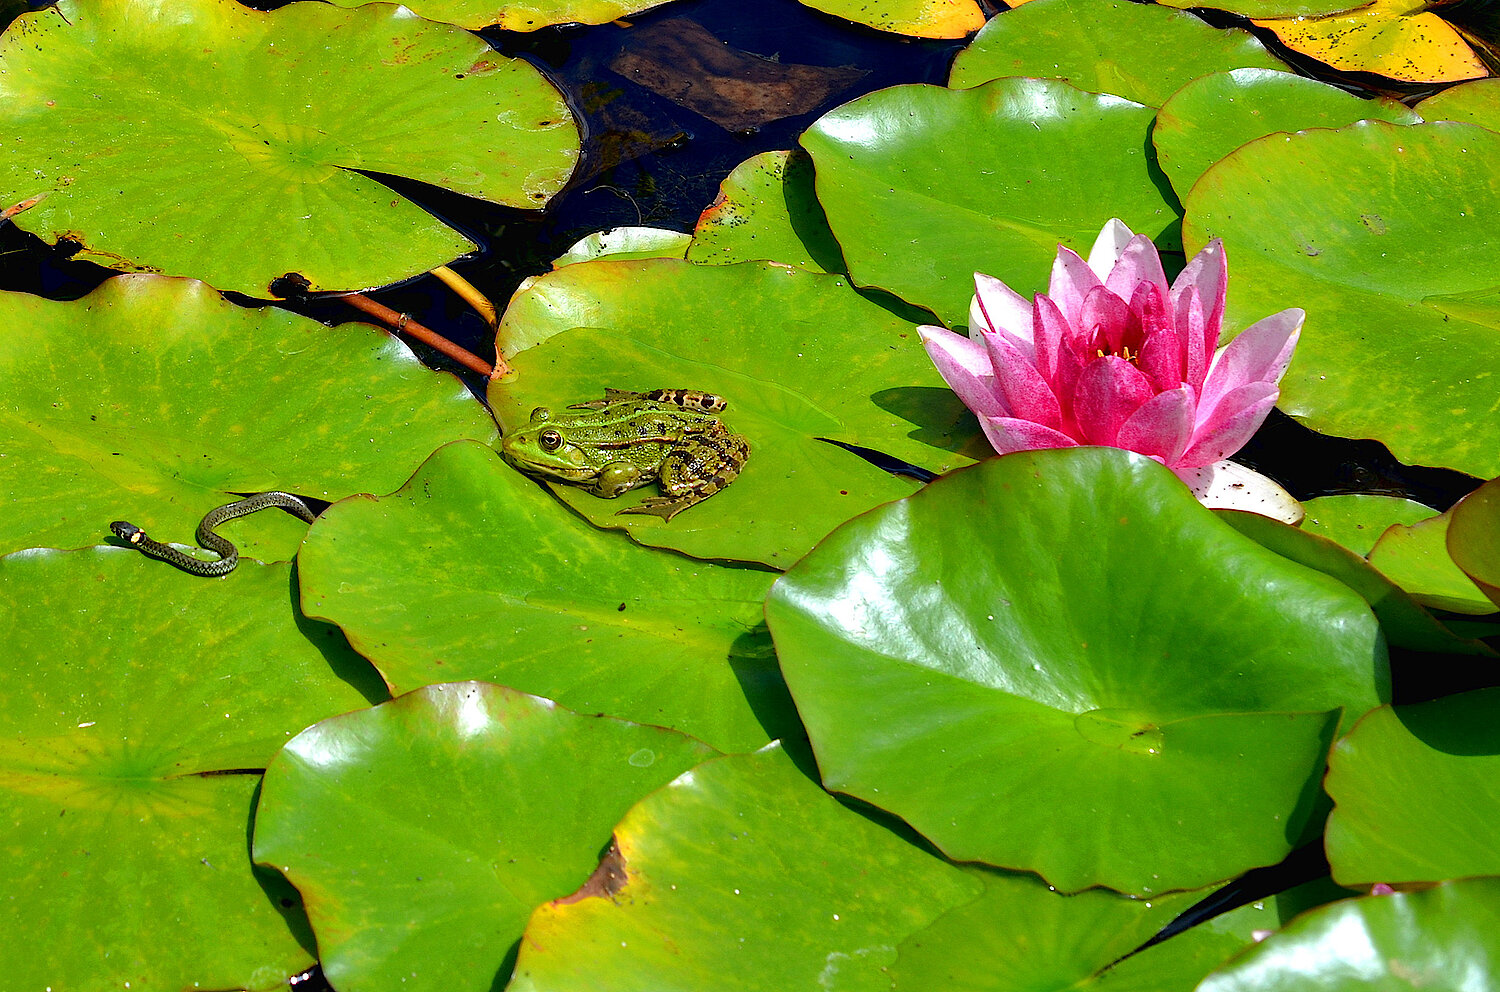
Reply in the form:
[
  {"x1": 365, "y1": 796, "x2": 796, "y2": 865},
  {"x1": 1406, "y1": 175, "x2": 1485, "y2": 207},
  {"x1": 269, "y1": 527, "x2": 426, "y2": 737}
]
[{"x1": 500, "y1": 388, "x2": 751, "y2": 521}]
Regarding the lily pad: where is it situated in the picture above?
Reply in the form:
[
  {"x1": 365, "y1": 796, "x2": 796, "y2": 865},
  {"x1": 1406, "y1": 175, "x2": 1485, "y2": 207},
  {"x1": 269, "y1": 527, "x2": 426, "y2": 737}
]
[
  {"x1": 0, "y1": 0, "x2": 579, "y2": 296},
  {"x1": 253, "y1": 682, "x2": 716, "y2": 992},
  {"x1": 296, "y1": 440, "x2": 792, "y2": 753},
  {"x1": 491, "y1": 259, "x2": 981, "y2": 565},
  {"x1": 1154, "y1": 68, "x2": 1421, "y2": 201},
  {"x1": 801, "y1": 77, "x2": 1178, "y2": 328},
  {"x1": 324, "y1": 0, "x2": 674, "y2": 31},
  {"x1": 1156, "y1": 0, "x2": 1381, "y2": 17},
  {"x1": 0, "y1": 276, "x2": 498, "y2": 563},
  {"x1": 1252, "y1": 0, "x2": 1487, "y2": 84},
  {"x1": 687, "y1": 149, "x2": 846, "y2": 273},
  {"x1": 1416, "y1": 77, "x2": 1500, "y2": 130},
  {"x1": 1368, "y1": 508, "x2": 1496, "y2": 615},
  {"x1": 508, "y1": 743, "x2": 982, "y2": 991},
  {"x1": 1215, "y1": 508, "x2": 1493, "y2": 657},
  {"x1": 1183, "y1": 120, "x2": 1500, "y2": 480},
  {"x1": 1, "y1": 549, "x2": 381, "y2": 991},
  {"x1": 1197, "y1": 878, "x2": 1500, "y2": 991},
  {"x1": 1325, "y1": 689, "x2": 1500, "y2": 886},
  {"x1": 949, "y1": 0, "x2": 1286, "y2": 107},
  {"x1": 1299, "y1": 494, "x2": 1438, "y2": 558},
  {"x1": 1448, "y1": 475, "x2": 1500, "y2": 609},
  {"x1": 800, "y1": 0, "x2": 984, "y2": 39},
  {"x1": 767, "y1": 448, "x2": 1388, "y2": 895}
]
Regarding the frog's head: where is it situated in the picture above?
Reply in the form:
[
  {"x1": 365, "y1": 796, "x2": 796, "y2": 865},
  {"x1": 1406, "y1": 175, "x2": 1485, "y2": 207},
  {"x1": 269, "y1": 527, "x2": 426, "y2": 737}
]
[{"x1": 501, "y1": 407, "x2": 599, "y2": 482}]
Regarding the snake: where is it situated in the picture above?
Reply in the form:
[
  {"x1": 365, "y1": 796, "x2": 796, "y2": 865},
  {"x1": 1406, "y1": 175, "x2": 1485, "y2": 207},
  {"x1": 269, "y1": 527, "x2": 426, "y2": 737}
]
[{"x1": 110, "y1": 492, "x2": 317, "y2": 577}]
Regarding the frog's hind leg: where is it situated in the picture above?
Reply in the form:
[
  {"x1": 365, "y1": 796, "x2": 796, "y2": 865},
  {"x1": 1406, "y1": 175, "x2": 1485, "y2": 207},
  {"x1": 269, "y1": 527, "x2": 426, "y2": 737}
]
[{"x1": 619, "y1": 426, "x2": 749, "y2": 521}]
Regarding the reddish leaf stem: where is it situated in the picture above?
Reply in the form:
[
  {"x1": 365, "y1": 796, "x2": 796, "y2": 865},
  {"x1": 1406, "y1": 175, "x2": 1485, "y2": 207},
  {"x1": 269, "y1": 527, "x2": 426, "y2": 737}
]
[{"x1": 342, "y1": 293, "x2": 506, "y2": 379}]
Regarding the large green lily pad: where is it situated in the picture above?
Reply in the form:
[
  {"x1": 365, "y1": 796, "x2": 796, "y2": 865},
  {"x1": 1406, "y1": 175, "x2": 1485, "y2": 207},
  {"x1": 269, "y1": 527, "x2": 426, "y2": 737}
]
[
  {"x1": 948, "y1": 0, "x2": 1286, "y2": 107},
  {"x1": 492, "y1": 259, "x2": 982, "y2": 565},
  {"x1": 297, "y1": 440, "x2": 792, "y2": 753},
  {"x1": 254, "y1": 682, "x2": 715, "y2": 992},
  {"x1": 767, "y1": 448, "x2": 1388, "y2": 895},
  {"x1": 1325, "y1": 689, "x2": 1500, "y2": 886},
  {"x1": 1183, "y1": 120, "x2": 1500, "y2": 480},
  {"x1": 1, "y1": 549, "x2": 381, "y2": 991},
  {"x1": 801, "y1": 77, "x2": 1179, "y2": 328},
  {"x1": 1198, "y1": 878, "x2": 1500, "y2": 991},
  {"x1": 1368, "y1": 508, "x2": 1496, "y2": 615},
  {"x1": 0, "y1": 276, "x2": 497, "y2": 563},
  {"x1": 508, "y1": 743, "x2": 982, "y2": 991},
  {"x1": 1154, "y1": 68, "x2": 1420, "y2": 201},
  {"x1": 0, "y1": 0, "x2": 578, "y2": 296}
]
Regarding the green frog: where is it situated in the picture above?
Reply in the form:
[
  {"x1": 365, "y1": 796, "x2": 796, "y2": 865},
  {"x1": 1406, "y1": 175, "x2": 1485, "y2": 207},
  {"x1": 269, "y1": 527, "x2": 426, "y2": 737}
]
[{"x1": 500, "y1": 388, "x2": 751, "y2": 521}]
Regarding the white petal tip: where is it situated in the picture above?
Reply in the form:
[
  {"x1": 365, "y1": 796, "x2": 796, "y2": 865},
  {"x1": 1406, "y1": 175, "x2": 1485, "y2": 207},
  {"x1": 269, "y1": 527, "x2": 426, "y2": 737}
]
[{"x1": 1175, "y1": 459, "x2": 1304, "y2": 525}]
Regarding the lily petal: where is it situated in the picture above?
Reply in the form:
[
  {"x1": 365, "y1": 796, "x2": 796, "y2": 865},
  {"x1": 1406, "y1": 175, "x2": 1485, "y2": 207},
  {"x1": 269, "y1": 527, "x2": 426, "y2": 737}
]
[
  {"x1": 1131, "y1": 282, "x2": 1182, "y2": 391},
  {"x1": 1073, "y1": 356, "x2": 1155, "y2": 446},
  {"x1": 981, "y1": 416, "x2": 1080, "y2": 456},
  {"x1": 919, "y1": 325, "x2": 1006, "y2": 418},
  {"x1": 1171, "y1": 238, "x2": 1226, "y2": 369},
  {"x1": 1105, "y1": 234, "x2": 1170, "y2": 304},
  {"x1": 980, "y1": 330, "x2": 1063, "y2": 430},
  {"x1": 1085, "y1": 218, "x2": 1135, "y2": 279},
  {"x1": 1049, "y1": 245, "x2": 1103, "y2": 328},
  {"x1": 971, "y1": 272, "x2": 1035, "y2": 357},
  {"x1": 1179, "y1": 380, "x2": 1279, "y2": 468},
  {"x1": 1177, "y1": 285, "x2": 1210, "y2": 390},
  {"x1": 1031, "y1": 293, "x2": 1069, "y2": 385},
  {"x1": 1080, "y1": 285, "x2": 1131, "y2": 356},
  {"x1": 1198, "y1": 308, "x2": 1304, "y2": 420},
  {"x1": 1116, "y1": 385, "x2": 1195, "y2": 465}
]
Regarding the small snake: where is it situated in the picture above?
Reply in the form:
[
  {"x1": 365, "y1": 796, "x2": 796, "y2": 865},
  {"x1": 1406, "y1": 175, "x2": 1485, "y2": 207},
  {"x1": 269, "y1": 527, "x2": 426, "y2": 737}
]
[{"x1": 110, "y1": 492, "x2": 317, "y2": 577}]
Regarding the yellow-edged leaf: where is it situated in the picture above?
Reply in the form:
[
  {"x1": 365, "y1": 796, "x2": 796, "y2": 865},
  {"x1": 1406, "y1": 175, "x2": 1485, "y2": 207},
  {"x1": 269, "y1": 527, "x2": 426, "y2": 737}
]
[{"x1": 1255, "y1": 0, "x2": 1487, "y2": 83}]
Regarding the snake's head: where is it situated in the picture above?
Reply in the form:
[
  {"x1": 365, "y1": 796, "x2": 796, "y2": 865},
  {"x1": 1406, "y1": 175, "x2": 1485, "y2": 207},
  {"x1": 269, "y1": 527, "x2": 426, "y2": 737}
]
[{"x1": 110, "y1": 521, "x2": 146, "y2": 544}]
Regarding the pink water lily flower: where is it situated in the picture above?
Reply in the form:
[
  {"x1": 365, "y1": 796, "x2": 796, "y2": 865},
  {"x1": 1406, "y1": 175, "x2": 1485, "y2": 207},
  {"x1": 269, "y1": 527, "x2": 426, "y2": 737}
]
[{"x1": 920, "y1": 220, "x2": 1303, "y2": 475}]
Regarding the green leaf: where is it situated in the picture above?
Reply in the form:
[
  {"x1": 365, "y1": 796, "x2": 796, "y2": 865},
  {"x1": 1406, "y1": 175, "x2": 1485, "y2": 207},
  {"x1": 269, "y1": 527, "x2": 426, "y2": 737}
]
[
  {"x1": 1368, "y1": 509, "x2": 1496, "y2": 615},
  {"x1": 801, "y1": 77, "x2": 1179, "y2": 328},
  {"x1": 687, "y1": 149, "x2": 846, "y2": 273},
  {"x1": 767, "y1": 448, "x2": 1388, "y2": 895},
  {"x1": 0, "y1": 550, "x2": 381, "y2": 991},
  {"x1": 1325, "y1": 689, "x2": 1500, "y2": 886},
  {"x1": 799, "y1": 0, "x2": 984, "y2": 39},
  {"x1": 297, "y1": 440, "x2": 792, "y2": 753},
  {"x1": 1299, "y1": 494, "x2": 1438, "y2": 558},
  {"x1": 491, "y1": 259, "x2": 982, "y2": 565},
  {"x1": 1184, "y1": 121, "x2": 1500, "y2": 479},
  {"x1": 0, "y1": 0, "x2": 578, "y2": 296},
  {"x1": 1156, "y1": 0, "x2": 1366, "y2": 17},
  {"x1": 1215, "y1": 508, "x2": 1492, "y2": 656},
  {"x1": 1448, "y1": 476, "x2": 1500, "y2": 609},
  {"x1": 322, "y1": 0, "x2": 675, "y2": 31},
  {"x1": 508, "y1": 743, "x2": 982, "y2": 991},
  {"x1": 949, "y1": 0, "x2": 1286, "y2": 107},
  {"x1": 0, "y1": 276, "x2": 498, "y2": 563},
  {"x1": 1416, "y1": 77, "x2": 1500, "y2": 130},
  {"x1": 1154, "y1": 68, "x2": 1420, "y2": 202},
  {"x1": 1198, "y1": 878, "x2": 1500, "y2": 990},
  {"x1": 253, "y1": 682, "x2": 716, "y2": 992}
]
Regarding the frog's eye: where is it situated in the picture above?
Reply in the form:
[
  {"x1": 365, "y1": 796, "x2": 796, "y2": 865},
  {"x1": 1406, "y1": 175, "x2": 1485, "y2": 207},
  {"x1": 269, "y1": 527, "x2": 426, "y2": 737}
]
[{"x1": 539, "y1": 429, "x2": 563, "y2": 451}]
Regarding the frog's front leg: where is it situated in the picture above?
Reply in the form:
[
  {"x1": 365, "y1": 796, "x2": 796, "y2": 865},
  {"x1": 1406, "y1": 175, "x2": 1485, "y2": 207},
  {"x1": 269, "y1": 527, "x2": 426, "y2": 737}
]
[
  {"x1": 619, "y1": 424, "x2": 750, "y2": 521},
  {"x1": 590, "y1": 461, "x2": 647, "y2": 498}
]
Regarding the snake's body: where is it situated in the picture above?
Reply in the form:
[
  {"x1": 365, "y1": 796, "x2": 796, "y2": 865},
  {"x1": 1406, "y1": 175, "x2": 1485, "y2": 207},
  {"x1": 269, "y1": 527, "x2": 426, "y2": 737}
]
[{"x1": 110, "y1": 492, "x2": 317, "y2": 577}]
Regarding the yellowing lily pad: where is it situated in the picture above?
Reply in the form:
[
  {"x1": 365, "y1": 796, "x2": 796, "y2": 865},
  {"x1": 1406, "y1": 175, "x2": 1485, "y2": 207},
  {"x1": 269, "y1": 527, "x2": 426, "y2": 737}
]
[
  {"x1": 1253, "y1": 0, "x2": 1487, "y2": 84},
  {"x1": 509, "y1": 744, "x2": 982, "y2": 991},
  {"x1": 323, "y1": 0, "x2": 674, "y2": 31},
  {"x1": 800, "y1": 0, "x2": 984, "y2": 39},
  {"x1": 0, "y1": 0, "x2": 579, "y2": 296},
  {"x1": 949, "y1": 0, "x2": 1287, "y2": 107}
]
